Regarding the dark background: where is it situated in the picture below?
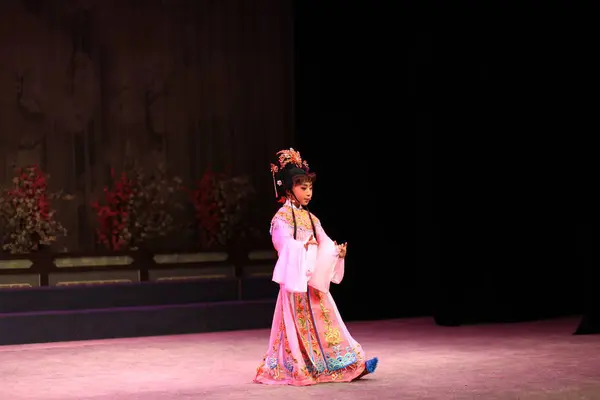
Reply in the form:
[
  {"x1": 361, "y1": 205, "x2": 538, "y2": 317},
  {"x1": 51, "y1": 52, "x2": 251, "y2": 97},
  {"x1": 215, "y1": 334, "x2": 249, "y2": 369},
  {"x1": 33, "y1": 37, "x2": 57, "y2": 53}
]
[
  {"x1": 294, "y1": 1, "x2": 595, "y2": 324},
  {"x1": 294, "y1": 1, "x2": 410, "y2": 321},
  {"x1": 0, "y1": 1, "x2": 594, "y2": 326}
]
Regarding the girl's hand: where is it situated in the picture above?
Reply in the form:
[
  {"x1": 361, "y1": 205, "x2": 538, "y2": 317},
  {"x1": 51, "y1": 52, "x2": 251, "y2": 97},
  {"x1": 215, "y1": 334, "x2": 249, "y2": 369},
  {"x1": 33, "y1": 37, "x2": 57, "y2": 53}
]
[
  {"x1": 304, "y1": 234, "x2": 318, "y2": 250},
  {"x1": 335, "y1": 241, "x2": 347, "y2": 258}
]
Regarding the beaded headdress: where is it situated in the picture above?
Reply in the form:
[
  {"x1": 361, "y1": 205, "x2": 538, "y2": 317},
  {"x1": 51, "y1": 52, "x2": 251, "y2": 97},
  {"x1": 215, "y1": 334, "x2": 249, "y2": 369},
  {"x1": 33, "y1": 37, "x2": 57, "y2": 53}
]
[{"x1": 270, "y1": 148, "x2": 310, "y2": 203}]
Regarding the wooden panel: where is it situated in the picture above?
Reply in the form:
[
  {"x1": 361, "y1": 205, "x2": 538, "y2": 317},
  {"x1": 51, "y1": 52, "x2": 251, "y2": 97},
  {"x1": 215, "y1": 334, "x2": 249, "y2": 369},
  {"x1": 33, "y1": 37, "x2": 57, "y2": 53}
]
[
  {"x1": 149, "y1": 266, "x2": 235, "y2": 282},
  {"x1": 0, "y1": 1, "x2": 293, "y2": 252},
  {"x1": 243, "y1": 264, "x2": 274, "y2": 278},
  {"x1": 0, "y1": 274, "x2": 40, "y2": 289},
  {"x1": 49, "y1": 270, "x2": 140, "y2": 286}
]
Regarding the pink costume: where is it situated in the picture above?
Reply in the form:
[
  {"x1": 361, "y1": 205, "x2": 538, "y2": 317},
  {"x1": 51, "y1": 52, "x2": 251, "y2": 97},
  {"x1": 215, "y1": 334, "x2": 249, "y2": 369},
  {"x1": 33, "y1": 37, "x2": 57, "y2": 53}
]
[{"x1": 254, "y1": 199, "x2": 378, "y2": 385}]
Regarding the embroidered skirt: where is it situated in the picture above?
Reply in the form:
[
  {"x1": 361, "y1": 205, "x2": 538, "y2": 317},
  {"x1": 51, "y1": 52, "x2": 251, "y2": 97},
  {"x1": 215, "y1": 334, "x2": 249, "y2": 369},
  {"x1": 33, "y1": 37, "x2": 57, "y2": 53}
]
[{"x1": 254, "y1": 286, "x2": 373, "y2": 386}]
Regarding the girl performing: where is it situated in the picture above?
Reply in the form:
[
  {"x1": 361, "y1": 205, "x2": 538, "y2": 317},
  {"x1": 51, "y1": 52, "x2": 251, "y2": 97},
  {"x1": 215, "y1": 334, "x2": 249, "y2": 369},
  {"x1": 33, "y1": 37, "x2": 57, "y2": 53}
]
[{"x1": 254, "y1": 148, "x2": 378, "y2": 386}]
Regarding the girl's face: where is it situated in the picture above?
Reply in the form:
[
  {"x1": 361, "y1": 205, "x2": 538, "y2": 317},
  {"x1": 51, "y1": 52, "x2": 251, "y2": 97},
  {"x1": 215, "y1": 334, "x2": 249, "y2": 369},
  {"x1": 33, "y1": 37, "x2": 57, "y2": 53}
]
[{"x1": 290, "y1": 181, "x2": 313, "y2": 207}]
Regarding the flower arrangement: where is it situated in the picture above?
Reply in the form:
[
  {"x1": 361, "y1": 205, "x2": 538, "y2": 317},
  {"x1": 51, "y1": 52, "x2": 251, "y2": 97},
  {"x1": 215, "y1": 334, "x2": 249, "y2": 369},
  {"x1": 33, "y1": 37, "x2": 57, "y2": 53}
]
[
  {"x1": 0, "y1": 161, "x2": 259, "y2": 254},
  {"x1": 189, "y1": 169, "x2": 255, "y2": 249},
  {"x1": 0, "y1": 165, "x2": 73, "y2": 254},
  {"x1": 91, "y1": 163, "x2": 184, "y2": 251}
]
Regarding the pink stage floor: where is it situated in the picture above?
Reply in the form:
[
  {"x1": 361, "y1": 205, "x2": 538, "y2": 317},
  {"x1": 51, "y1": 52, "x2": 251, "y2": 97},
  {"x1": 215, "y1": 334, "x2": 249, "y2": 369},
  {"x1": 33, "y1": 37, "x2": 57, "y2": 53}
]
[{"x1": 1, "y1": 316, "x2": 599, "y2": 399}]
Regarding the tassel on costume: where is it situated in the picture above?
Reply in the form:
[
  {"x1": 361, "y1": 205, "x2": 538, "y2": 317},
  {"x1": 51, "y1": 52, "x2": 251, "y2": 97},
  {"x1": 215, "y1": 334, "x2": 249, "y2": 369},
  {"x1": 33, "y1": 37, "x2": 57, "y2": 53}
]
[{"x1": 272, "y1": 171, "x2": 278, "y2": 198}]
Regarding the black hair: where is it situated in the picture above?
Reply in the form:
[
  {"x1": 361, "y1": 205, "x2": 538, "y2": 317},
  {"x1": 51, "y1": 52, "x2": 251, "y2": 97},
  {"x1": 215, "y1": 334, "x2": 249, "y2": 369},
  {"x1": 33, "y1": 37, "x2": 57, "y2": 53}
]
[{"x1": 275, "y1": 162, "x2": 318, "y2": 240}]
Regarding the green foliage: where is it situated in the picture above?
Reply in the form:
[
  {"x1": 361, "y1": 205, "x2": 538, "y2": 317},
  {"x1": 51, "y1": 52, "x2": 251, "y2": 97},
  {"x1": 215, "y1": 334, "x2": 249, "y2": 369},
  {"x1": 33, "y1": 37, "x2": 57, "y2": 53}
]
[
  {"x1": 190, "y1": 170, "x2": 256, "y2": 249},
  {"x1": 216, "y1": 175, "x2": 256, "y2": 245},
  {"x1": 0, "y1": 165, "x2": 73, "y2": 254},
  {"x1": 92, "y1": 162, "x2": 185, "y2": 251},
  {"x1": 127, "y1": 163, "x2": 185, "y2": 249}
]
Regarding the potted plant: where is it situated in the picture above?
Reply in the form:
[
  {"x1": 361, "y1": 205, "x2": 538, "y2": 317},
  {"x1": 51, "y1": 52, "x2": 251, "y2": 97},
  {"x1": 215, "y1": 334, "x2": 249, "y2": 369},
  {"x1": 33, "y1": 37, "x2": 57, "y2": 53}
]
[
  {"x1": 91, "y1": 162, "x2": 185, "y2": 251},
  {"x1": 189, "y1": 169, "x2": 256, "y2": 250},
  {"x1": 0, "y1": 165, "x2": 73, "y2": 254}
]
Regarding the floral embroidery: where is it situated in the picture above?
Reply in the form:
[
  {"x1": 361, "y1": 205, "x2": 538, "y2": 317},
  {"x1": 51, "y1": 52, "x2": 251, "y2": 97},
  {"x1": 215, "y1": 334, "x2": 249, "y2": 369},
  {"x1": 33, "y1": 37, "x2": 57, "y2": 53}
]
[
  {"x1": 325, "y1": 326, "x2": 342, "y2": 347},
  {"x1": 294, "y1": 293, "x2": 326, "y2": 375},
  {"x1": 271, "y1": 205, "x2": 321, "y2": 234},
  {"x1": 315, "y1": 290, "x2": 359, "y2": 371},
  {"x1": 284, "y1": 355, "x2": 295, "y2": 373},
  {"x1": 326, "y1": 345, "x2": 358, "y2": 371},
  {"x1": 255, "y1": 277, "x2": 368, "y2": 384},
  {"x1": 317, "y1": 291, "x2": 341, "y2": 347}
]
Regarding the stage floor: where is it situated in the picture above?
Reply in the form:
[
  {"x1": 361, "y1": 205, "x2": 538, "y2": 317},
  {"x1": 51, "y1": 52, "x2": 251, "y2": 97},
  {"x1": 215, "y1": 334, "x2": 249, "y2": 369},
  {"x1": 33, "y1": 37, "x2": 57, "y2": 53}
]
[{"x1": 0, "y1": 316, "x2": 598, "y2": 399}]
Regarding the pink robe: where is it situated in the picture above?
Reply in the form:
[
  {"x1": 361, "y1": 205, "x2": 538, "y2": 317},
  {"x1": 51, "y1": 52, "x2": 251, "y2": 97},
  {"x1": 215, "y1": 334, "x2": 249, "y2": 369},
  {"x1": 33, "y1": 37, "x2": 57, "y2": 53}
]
[{"x1": 254, "y1": 202, "x2": 377, "y2": 386}]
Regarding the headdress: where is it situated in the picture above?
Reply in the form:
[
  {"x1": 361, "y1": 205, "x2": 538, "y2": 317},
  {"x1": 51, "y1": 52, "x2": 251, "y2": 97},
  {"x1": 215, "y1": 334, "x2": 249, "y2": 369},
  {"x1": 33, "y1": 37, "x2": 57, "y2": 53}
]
[{"x1": 270, "y1": 148, "x2": 310, "y2": 203}]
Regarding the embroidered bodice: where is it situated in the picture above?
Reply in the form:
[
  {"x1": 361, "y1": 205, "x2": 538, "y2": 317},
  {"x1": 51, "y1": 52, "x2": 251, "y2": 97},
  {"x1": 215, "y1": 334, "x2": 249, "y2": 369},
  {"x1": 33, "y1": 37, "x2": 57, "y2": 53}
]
[
  {"x1": 268, "y1": 199, "x2": 344, "y2": 294},
  {"x1": 270, "y1": 200, "x2": 321, "y2": 242}
]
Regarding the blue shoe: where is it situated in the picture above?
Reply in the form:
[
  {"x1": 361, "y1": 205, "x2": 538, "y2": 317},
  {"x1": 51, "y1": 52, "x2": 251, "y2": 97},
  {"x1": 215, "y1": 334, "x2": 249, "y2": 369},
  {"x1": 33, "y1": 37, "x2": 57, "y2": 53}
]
[{"x1": 365, "y1": 357, "x2": 379, "y2": 374}]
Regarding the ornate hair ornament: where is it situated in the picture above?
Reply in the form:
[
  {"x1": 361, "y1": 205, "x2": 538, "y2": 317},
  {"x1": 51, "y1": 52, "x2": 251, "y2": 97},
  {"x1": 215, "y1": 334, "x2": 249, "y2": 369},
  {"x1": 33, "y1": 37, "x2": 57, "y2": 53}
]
[
  {"x1": 270, "y1": 162, "x2": 281, "y2": 199},
  {"x1": 270, "y1": 148, "x2": 310, "y2": 202},
  {"x1": 276, "y1": 148, "x2": 309, "y2": 171}
]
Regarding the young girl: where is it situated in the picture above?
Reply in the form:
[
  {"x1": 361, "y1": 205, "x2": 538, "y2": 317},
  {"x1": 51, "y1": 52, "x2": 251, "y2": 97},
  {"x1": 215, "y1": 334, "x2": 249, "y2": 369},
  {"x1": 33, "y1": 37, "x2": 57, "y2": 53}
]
[{"x1": 254, "y1": 148, "x2": 378, "y2": 386}]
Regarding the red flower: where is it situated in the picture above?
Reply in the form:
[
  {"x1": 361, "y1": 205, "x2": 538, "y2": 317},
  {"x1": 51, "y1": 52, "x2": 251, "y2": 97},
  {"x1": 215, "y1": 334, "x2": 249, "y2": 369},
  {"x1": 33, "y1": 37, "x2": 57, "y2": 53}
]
[
  {"x1": 0, "y1": 165, "x2": 69, "y2": 254},
  {"x1": 92, "y1": 170, "x2": 135, "y2": 251},
  {"x1": 188, "y1": 169, "x2": 227, "y2": 249}
]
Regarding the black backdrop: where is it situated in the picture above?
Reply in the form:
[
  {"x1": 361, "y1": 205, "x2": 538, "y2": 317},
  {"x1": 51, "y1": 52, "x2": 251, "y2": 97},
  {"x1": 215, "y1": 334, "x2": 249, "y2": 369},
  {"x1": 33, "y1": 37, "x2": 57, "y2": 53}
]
[
  {"x1": 575, "y1": 224, "x2": 597, "y2": 334},
  {"x1": 294, "y1": 1, "x2": 431, "y2": 321},
  {"x1": 293, "y1": 1, "x2": 593, "y2": 324}
]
